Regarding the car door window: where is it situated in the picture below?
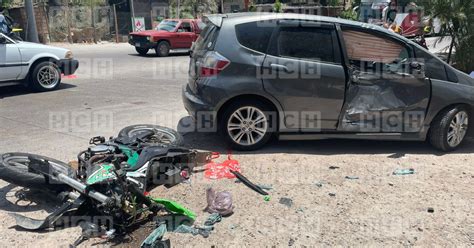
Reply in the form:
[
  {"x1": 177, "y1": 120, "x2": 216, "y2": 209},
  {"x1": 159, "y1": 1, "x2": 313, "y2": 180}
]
[
  {"x1": 271, "y1": 26, "x2": 337, "y2": 63},
  {"x1": 342, "y1": 29, "x2": 411, "y2": 73},
  {"x1": 413, "y1": 47, "x2": 449, "y2": 81},
  {"x1": 235, "y1": 21, "x2": 274, "y2": 54},
  {"x1": 178, "y1": 22, "x2": 192, "y2": 32}
]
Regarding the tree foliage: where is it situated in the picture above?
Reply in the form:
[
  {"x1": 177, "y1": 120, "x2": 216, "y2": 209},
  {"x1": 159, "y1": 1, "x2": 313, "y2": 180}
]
[
  {"x1": 169, "y1": 0, "x2": 218, "y2": 18},
  {"x1": 273, "y1": 0, "x2": 282, "y2": 13},
  {"x1": 417, "y1": 0, "x2": 473, "y2": 72}
]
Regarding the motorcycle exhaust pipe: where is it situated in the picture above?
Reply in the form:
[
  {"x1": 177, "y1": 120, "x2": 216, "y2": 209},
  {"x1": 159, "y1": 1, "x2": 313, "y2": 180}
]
[{"x1": 55, "y1": 173, "x2": 115, "y2": 206}]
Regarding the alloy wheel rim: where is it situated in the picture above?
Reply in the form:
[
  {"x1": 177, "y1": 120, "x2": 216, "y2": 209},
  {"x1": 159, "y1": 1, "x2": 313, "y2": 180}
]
[
  {"x1": 227, "y1": 106, "x2": 268, "y2": 146},
  {"x1": 159, "y1": 44, "x2": 168, "y2": 55},
  {"x1": 37, "y1": 65, "x2": 60, "y2": 89},
  {"x1": 447, "y1": 111, "x2": 468, "y2": 147}
]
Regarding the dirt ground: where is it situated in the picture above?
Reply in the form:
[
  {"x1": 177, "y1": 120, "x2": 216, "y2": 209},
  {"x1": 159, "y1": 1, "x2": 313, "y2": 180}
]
[
  {"x1": 0, "y1": 43, "x2": 473, "y2": 247},
  {"x1": 0, "y1": 134, "x2": 473, "y2": 247}
]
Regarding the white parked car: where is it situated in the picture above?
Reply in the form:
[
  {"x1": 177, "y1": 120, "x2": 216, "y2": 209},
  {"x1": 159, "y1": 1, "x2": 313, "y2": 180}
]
[{"x1": 0, "y1": 33, "x2": 78, "y2": 91}]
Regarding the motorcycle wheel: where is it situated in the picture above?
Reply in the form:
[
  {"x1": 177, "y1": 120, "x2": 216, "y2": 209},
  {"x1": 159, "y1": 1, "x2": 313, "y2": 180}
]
[
  {"x1": 0, "y1": 153, "x2": 74, "y2": 191},
  {"x1": 117, "y1": 124, "x2": 184, "y2": 147}
]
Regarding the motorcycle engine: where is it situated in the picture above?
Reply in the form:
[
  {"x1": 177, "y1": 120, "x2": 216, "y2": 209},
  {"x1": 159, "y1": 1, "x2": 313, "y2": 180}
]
[{"x1": 85, "y1": 145, "x2": 116, "y2": 161}]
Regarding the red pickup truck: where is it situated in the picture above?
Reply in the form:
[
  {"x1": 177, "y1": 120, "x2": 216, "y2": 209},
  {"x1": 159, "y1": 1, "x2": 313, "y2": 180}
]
[{"x1": 129, "y1": 19, "x2": 205, "y2": 56}]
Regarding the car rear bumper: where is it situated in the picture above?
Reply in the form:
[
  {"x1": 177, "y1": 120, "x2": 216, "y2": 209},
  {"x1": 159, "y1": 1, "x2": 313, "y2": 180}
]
[
  {"x1": 59, "y1": 59, "x2": 79, "y2": 75},
  {"x1": 182, "y1": 84, "x2": 217, "y2": 128}
]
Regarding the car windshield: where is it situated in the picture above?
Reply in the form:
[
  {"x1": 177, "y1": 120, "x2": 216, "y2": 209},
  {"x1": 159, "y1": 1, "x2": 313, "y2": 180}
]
[{"x1": 156, "y1": 20, "x2": 178, "y2": 32}]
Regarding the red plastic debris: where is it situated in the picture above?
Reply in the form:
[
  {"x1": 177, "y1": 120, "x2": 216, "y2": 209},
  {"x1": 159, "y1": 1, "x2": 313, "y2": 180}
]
[
  {"x1": 61, "y1": 74, "x2": 78, "y2": 79},
  {"x1": 204, "y1": 153, "x2": 241, "y2": 179}
]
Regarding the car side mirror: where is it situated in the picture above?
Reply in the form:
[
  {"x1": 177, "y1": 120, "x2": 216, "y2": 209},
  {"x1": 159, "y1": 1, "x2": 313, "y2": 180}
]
[{"x1": 177, "y1": 28, "x2": 184, "y2": 33}]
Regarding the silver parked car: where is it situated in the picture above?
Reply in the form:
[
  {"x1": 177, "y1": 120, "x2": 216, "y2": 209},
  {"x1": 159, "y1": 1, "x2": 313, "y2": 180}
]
[
  {"x1": 183, "y1": 13, "x2": 474, "y2": 151},
  {"x1": 0, "y1": 33, "x2": 78, "y2": 91}
]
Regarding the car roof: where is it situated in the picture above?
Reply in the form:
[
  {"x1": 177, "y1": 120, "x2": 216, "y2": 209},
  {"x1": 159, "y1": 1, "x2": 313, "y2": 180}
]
[{"x1": 209, "y1": 13, "x2": 406, "y2": 37}]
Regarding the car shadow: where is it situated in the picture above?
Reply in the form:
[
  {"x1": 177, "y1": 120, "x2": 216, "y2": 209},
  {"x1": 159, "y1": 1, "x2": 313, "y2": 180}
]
[
  {"x1": 177, "y1": 117, "x2": 474, "y2": 156},
  {"x1": 127, "y1": 52, "x2": 190, "y2": 58},
  {"x1": 0, "y1": 83, "x2": 76, "y2": 99}
]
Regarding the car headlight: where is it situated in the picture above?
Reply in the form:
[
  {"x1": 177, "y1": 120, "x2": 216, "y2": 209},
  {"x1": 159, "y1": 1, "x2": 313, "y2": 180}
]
[{"x1": 65, "y1": 51, "x2": 74, "y2": 59}]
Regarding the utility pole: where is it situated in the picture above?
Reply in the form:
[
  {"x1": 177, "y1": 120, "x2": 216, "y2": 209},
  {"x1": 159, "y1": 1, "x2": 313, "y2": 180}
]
[
  {"x1": 129, "y1": 0, "x2": 135, "y2": 31},
  {"x1": 25, "y1": 0, "x2": 39, "y2": 42},
  {"x1": 177, "y1": 0, "x2": 180, "y2": 18},
  {"x1": 221, "y1": 0, "x2": 224, "y2": 13},
  {"x1": 113, "y1": 4, "x2": 119, "y2": 43},
  {"x1": 91, "y1": 0, "x2": 97, "y2": 43}
]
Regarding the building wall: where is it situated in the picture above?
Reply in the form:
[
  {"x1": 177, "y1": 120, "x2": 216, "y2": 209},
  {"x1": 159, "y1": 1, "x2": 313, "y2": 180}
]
[{"x1": 9, "y1": 4, "x2": 50, "y2": 43}]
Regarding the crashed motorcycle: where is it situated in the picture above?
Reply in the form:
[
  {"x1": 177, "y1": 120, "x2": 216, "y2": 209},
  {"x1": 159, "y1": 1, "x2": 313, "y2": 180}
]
[{"x1": 0, "y1": 125, "x2": 211, "y2": 245}]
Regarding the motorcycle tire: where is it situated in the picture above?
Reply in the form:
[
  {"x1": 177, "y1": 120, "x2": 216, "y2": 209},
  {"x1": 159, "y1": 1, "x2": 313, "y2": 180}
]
[
  {"x1": 117, "y1": 124, "x2": 184, "y2": 147},
  {"x1": 0, "y1": 153, "x2": 74, "y2": 192}
]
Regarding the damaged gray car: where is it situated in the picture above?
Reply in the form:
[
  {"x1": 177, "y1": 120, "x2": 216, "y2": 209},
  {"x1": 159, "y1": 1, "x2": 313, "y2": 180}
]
[{"x1": 183, "y1": 13, "x2": 474, "y2": 151}]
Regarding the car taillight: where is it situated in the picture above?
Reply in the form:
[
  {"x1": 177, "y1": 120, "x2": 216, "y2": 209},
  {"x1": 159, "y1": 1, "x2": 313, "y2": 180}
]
[{"x1": 199, "y1": 51, "x2": 230, "y2": 77}]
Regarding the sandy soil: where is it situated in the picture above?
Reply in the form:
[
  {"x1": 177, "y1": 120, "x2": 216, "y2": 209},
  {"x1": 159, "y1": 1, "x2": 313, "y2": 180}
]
[{"x1": 0, "y1": 133, "x2": 473, "y2": 247}]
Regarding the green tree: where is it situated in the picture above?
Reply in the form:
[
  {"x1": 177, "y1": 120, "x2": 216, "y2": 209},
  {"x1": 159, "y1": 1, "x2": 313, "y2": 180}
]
[
  {"x1": 170, "y1": 0, "x2": 218, "y2": 18},
  {"x1": 273, "y1": 0, "x2": 282, "y2": 13},
  {"x1": 417, "y1": 0, "x2": 473, "y2": 72}
]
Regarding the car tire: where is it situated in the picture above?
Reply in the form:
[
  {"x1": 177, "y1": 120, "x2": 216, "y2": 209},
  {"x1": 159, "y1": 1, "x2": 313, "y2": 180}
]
[
  {"x1": 220, "y1": 100, "x2": 276, "y2": 151},
  {"x1": 155, "y1": 41, "x2": 170, "y2": 57},
  {"x1": 29, "y1": 61, "x2": 61, "y2": 92},
  {"x1": 117, "y1": 124, "x2": 184, "y2": 147},
  {"x1": 136, "y1": 47, "x2": 149, "y2": 56},
  {"x1": 429, "y1": 105, "x2": 470, "y2": 152}
]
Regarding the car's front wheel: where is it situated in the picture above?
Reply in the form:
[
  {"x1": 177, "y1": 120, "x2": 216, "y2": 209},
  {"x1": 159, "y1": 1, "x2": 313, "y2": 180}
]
[
  {"x1": 29, "y1": 61, "x2": 62, "y2": 92},
  {"x1": 220, "y1": 100, "x2": 275, "y2": 151},
  {"x1": 429, "y1": 105, "x2": 470, "y2": 151},
  {"x1": 155, "y1": 41, "x2": 170, "y2": 57},
  {"x1": 135, "y1": 47, "x2": 149, "y2": 55}
]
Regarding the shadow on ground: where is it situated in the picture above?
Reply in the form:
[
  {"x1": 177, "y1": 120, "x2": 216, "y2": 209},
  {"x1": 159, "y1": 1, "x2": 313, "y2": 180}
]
[
  {"x1": 0, "y1": 83, "x2": 77, "y2": 99},
  {"x1": 128, "y1": 52, "x2": 190, "y2": 58},
  {"x1": 178, "y1": 117, "x2": 474, "y2": 156},
  {"x1": 0, "y1": 184, "x2": 60, "y2": 213}
]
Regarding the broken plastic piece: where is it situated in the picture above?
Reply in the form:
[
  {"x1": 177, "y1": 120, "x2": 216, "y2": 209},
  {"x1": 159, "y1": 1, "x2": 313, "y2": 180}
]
[
  {"x1": 150, "y1": 198, "x2": 197, "y2": 220},
  {"x1": 345, "y1": 176, "x2": 359, "y2": 180},
  {"x1": 230, "y1": 170, "x2": 268, "y2": 195},
  {"x1": 393, "y1": 168, "x2": 415, "y2": 175},
  {"x1": 204, "y1": 154, "x2": 241, "y2": 179},
  {"x1": 204, "y1": 188, "x2": 234, "y2": 216}
]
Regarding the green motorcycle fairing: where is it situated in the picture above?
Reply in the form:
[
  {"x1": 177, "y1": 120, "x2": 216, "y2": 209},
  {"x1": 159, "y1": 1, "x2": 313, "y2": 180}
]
[
  {"x1": 86, "y1": 164, "x2": 116, "y2": 185},
  {"x1": 118, "y1": 145, "x2": 139, "y2": 168}
]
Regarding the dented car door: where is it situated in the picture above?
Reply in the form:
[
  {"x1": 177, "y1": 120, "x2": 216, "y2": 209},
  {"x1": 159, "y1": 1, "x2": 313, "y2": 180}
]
[{"x1": 337, "y1": 27, "x2": 430, "y2": 133}]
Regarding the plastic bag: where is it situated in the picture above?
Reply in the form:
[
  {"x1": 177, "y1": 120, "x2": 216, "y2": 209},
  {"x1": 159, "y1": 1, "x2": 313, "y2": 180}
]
[
  {"x1": 204, "y1": 188, "x2": 234, "y2": 216},
  {"x1": 204, "y1": 154, "x2": 241, "y2": 179}
]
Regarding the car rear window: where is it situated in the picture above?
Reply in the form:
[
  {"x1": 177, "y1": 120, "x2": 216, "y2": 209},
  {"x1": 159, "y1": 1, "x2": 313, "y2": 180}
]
[
  {"x1": 235, "y1": 21, "x2": 274, "y2": 53},
  {"x1": 275, "y1": 26, "x2": 336, "y2": 63},
  {"x1": 194, "y1": 24, "x2": 219, "y2": 51}
]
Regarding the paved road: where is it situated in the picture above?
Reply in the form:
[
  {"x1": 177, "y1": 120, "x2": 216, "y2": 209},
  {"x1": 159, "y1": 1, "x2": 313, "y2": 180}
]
[{"x1": 0, "y1": 43, "x2": 192, "y2": 161}]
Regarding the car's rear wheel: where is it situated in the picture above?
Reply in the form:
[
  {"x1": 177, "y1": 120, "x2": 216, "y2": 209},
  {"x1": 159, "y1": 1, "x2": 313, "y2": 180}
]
[
  {"x1": 29, "y1": 61, "x2": 61, "y2": 92},
  {"x1": 135, "y1": 47, "x2": 149, "y2": 55},
  {"x1": 220, "y1": 100, "x2": 275, "y2": 151},
  {"x1": 429, "y1": 105, "x2": 470, "y2": 151},
  {"x1": 155, "y1": 41, "x2": 170, "y2": 57}
]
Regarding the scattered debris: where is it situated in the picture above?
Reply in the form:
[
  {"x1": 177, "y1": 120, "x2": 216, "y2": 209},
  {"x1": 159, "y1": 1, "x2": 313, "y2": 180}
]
[
  {"x1": 329, "y1": 166, "x2": 340, "y2": 170},
  {"x1": 204, "y1": 154, "x2": 241, "y2": 179},
  {"x1": 205, "y1": 188, "x2": 234, "y2": 216},
  {"x1": 427, "y1": 207, "x2": 434, "y2": 213},
  {"x1": 288, "y1": 238, "x2": 295, "y2": 246},
  {"x1": 263, "y1": 195, "x2": 271, "y2": 202},
  {"x1": 141, "y1": 223, "x2": 169, "y2": 248},
  {"x1": 393, "y1": 168, "x2": 415, "y2": 175},
  {"x1": 345, "y1": 176, "x2": 359, "y2": 180},
  {"x1": 329, "y1": 193, "x2": 336, "y2": 197},
  {"x1": 279, "y1": 197, "x2": 293, "y2": 208},
  {"x1": 231, "y1": 170, "x2": 269, "y2": 196},
  {"x1": 151, "y1": 198, "x2": 196, "y2": 220},
  {"x1": 173, "y1": 213, "x2": 222, "y2": 238},
  {"x1": 313, "y1": 181, "x2": 323, "y2": 187},
  {"x1": 388, "y1": 182, "x2": 394, "y2": 186},
  {"x1": 256, "y1": 184, "x2": 273, "y2": 190},
  {"x1": 388, "y1": 153, "x2": 406, "y2": 159}
]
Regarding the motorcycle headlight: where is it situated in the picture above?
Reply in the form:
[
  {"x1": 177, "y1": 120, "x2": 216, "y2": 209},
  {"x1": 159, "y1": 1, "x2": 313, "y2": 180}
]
[{"x1": 65, "y1": 51, "x2": 74, "y2": 59}]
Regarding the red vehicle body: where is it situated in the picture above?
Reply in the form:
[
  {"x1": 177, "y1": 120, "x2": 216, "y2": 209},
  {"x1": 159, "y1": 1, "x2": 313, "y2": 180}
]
[{"x1": 129, "y1": 19, "x2": 205, "y2": 56}]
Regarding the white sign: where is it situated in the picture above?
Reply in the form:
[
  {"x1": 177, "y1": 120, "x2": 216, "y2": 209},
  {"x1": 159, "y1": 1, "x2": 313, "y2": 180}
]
[{"x1": 133, "y1": 17, "x2": 145, "y2": 32}]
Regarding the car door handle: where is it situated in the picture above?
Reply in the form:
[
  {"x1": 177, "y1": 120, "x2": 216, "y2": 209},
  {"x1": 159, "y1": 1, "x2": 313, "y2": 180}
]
[{"x1": 270, "y1": 63, "x2": 292, "y2": 73}]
